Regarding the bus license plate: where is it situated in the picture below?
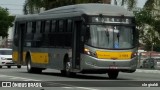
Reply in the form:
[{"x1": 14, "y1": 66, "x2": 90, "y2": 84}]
[{"x1": 109, "y1": 65, "x2": 118, "y2": 69}]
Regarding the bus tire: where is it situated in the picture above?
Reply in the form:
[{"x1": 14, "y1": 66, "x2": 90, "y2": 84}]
[
  {"x1": 65, "y1": 60, "x2": 76, "y2": 77},
  {"x1": 26, "y1": 57, "x2": 34, "y2": 73},
  {"x1": 0, "y1": 66, "x2": 2, "y2": 68},
  {"x1": 108, "y1": 71, "x2": 119, "y2": 79}
]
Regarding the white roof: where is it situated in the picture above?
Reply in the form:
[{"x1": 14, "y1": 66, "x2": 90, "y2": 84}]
[
  {"x1": 0, "y1": 48, "x2": 12, "y2": 50},
  {"x1": 15, "y1": 4, "x2": 134, "y2": 21}
]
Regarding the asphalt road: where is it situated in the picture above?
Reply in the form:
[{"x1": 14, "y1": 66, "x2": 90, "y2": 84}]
[{"x1": 0, "y1": 66, "x2": 160, "y2": 90}]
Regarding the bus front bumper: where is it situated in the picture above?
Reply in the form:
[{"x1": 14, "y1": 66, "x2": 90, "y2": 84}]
[{"x1": 80, "y1": 54, "x2": 138, "y2": 73}]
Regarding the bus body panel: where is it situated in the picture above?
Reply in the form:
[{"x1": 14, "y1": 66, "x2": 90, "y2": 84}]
[
  {"x1": 13, "y1": 47, "x2": 72, "y2": 70},
  {"x1": 80, "y1": 53, "x2": 137, "y2": 73},
  {"x1": 12, "y1": 4, "x2": 138, "y2": 77}
]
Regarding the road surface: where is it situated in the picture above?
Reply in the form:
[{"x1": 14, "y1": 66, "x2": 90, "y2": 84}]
[{"x1": 0, "y1": 66, "x2": 160, "y2": 90}]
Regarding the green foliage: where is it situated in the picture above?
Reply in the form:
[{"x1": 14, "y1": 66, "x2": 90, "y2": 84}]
[
  {"x1": 23, "y1": 0, "x2": 103, "y2": 14},
  {"x1": 0, "y1": 7, "x2": 14, "y2": 38},
  {"x1": 134, "y1": 8, "x2": 160, "y2": 51},
  {"x1": 23, "y1": 0, "x2": 138, "y2": 14},
  {"x1": 134, "y1": 9, "x2": 153, "y2": 26}
]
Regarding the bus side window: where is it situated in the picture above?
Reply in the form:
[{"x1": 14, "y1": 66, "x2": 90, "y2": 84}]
[
  {"x1": 45, "y1": 20, "x2": 51, "y2": 33},
  {"x1": 63, "y1": 20, "x2": 67, "y2": 32},
  {"x1": 59, "y1": 20, "x2": 63, "y2": 32},
  {"x1": 51, "y1": 20, "x2": 56, "y2": 32},
  {"x1": 67, "y1": 20, "x2": 72, "y2": 32},
  {"x1": 32, "y1": 22, "x2": 36, "y2": 33},
  {"x1": 55, "y1": 20, "x2": 59, "y2": 32},
  {"x1": 33, "y1": 21, "x2": 42, "y2": 47},
  {"x1": 40, "y1": 21, "x2": 45, "y2": 33},
  {"x1": 26, "y1": 22, "x2": 34, "y2": 40},
  {"x1": 42, "y1": 20, "x2": 50, "y2": 47}
]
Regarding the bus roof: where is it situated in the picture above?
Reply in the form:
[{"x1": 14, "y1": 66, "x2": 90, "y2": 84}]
[
  {"x1": 40, "y1": 3, "x2": 133, "y2": 16},
  {"x1": 15, "y1": 3, "x2": 134, "y2": 21}
]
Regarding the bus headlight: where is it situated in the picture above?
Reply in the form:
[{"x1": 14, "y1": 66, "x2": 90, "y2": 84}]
[{"x1": 84, "y1": 48, "x2": 97, "y2": 58}]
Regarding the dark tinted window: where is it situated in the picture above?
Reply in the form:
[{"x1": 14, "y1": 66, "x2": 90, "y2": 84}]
[
  {"x1": 45, "y1": 20, "x2": 51, "y2": 33},
  {"x1": 68, "y1": 20, "x2": 72, "y2": 32},
  {"x1": 59, "y1": 20, "x2": 63, "y2": 32},
  {"x1": 36, "y1": 21, "x2": 41, "y2": 33},
  {"x1": 40, "y1": 21, "x2": 45, "y2": 33},
  {"x1": 0, "y1": 50, "x2": 12, "y2": 55},
  {"x1": 27, "y1": 22, "x2": 32, "y2": 33},
  {"x1": 32, "y1": 22, "x2": 36, "y2": 33},
  {"x1": 51, "y1": 20, "x2": 56, "y2": 32}
]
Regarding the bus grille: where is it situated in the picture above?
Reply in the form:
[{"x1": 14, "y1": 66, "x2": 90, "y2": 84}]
[{"x1": 7, "y1": 58, "x2": 12, "y2": 60}]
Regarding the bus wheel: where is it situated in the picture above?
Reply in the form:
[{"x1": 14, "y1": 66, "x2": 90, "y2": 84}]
[
  {"x1": 27, "y1": 57, "x2": 42, "y2": 73},
  {"x1": 108, "y1": 71, "x2": 119, "y2": 79},
  {"x1": 27, "y1": 59, "x2": 34, "y2": 73},
  {"x1": 65, "y1": 61, "x2": 76, "y2": 77},
  {"x1": 0, "y1": 66, "x2": 2, "y2": 68}
]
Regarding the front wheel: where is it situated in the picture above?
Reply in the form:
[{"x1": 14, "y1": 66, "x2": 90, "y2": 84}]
[
  {"x1": 27, "y1": 58, "x2": 42, "y2": 73},
  {"x1": 27, "y1": 59, "x2": 34, "y2": 73},
  {"x1": 64, "y1": 61, "x2": 76, "y2": 77},
  {"x1": 108, "y1": 71, "x2": 119, "y2": 79}
]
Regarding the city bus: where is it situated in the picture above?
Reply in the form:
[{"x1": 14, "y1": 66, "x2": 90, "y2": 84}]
[{"x1": 12, "y1": 4, "x2": 138, "y2": 79}]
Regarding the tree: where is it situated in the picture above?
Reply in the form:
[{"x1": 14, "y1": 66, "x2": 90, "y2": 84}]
[
  {"x1": 23, "y1": 0, "x2": 42, "y2": 14},
  {"x1": 140, "y1": 0, "x2": 160, "y2": 51},
  {"x1": 134, "y1": 0, "x2": 160, "y2": 52},
  {"x1": 23, "y1": 0, "x2": 103, "y2": 14},
  {"x1": 113, "y1": 0, "x2": 137, "y2": 10},
  {"x1": 0, "y1": 7, "x2": 14, "y2": 38},
  {"x1": 23, "y1": 0, "x2": 138, "y2": 14}
]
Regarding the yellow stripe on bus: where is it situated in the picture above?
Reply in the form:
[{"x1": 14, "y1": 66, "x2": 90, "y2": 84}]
[
  {"x1": 12, "y1": 51, "x2": 18, "y2": 62},
  {"x1": 12, "y1": 52, "x2": 26, "y2": 62},
  {"x1": 96, "y1": 51, "x2": 132, "y2": 60},
  {"x1": 12, "y1": 51, "x2": 49, "y2": 64},
  {"x1": 31, "y1": 53, "x2": 49, "y2": 64}
]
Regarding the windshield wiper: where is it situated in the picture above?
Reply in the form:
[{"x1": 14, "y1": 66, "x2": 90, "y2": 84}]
[
  {"x1": 105, "y1": 29, "x2": 109, "y2": 45},
  {"x1": 117, "y1": 33, "x2": 120, "y2": 44}
]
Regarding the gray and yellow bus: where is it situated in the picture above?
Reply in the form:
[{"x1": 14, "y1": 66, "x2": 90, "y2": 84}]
[{"x1": 12, "y1": 4, "x2": 138, "y2": 79}]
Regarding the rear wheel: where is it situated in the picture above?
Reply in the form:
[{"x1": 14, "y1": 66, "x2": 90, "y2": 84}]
[
  {"x1": 61, "y1": 58, "x2": 76, "y2": 77},
  {"x1": 65, "y1": 61, "x2": 76, "y2": 77},
  {"x1": 27, "y1": 57, "x2": 42, "y2": 73},
  {"x1": 0, "y1": 66, "x2": 2, "y2": 68},
  {"x1": 108, "y1": 71, "x2": 119, "y2": 79},
  {"x1": 27, "y1": 58, "x2": 34, "y2": 73}
]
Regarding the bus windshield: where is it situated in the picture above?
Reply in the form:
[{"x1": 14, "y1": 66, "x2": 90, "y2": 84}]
[{"x1": 85, "y1": 25, "x2": 135, "y2": 49}]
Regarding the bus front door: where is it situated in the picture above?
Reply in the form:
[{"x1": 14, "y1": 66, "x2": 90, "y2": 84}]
[{"x1": 72, "y1": 21, "x2": 83, "y2": 69}]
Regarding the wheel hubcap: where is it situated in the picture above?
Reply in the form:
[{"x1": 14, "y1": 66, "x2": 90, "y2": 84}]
[
  {"x1": 66, "y1": 62, "x2": 71, "y2": 72},
  {"x1": 27, "y1": 61, "x2": 31, "y2": 70}
]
